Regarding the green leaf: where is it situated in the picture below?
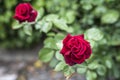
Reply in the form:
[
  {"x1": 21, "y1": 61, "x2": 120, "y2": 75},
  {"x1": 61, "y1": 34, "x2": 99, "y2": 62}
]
[
  {"x1": 101, "y1": 10, "x2": 119, "y2": 24},
  {"x1": 108, "y1": 39, "x2": 120, "y2": 46},
  {"x1": 65, "y1": 10, "x2": 76, "y2": 24},
  {"x1": 35, "y1": 20, "x2": 45, "y2": 30},
  {"x1": 66, "y1": 27, "x2": 74, "y2": 33},
  {"x1": 76, "y1": 63, "x2": 87, "y2": 68},
  {"x1": 55, "y1": 33, "x2": 65, "y2": 40},
  {"x1": 5, "y1": 0, "x2": 16, "y2": 9},
  {"x1": 55, "y1": 51, "x2": 64, "y2": 61},
  {"x1": 91, "y1": 0, "x2": 104, "y2": 5},
  {"x1": 49, "y1": 58, "x2": 58, "y2": 68},
  {"x1": 52, "y1": 18, "x2": 69, "y2": 32},
  {"x1": 44, "y1": 14, "x2": 59, "y2": 22},
  {"x1": 54, "y1": 61, "x2": 67, "y2": 71},
  {"x1": 44, "y1": 37, "x2": 57, "y2": 49},
  {"x1": 36, "y1": 7, "x2": 44, "y2": 21},
  {"x1": 47, "y1": 32, "x2": 56, "y2": 37},
  {"x1": 105, "y1": 59, "x2": 112, "y2": 69},
  {"x1": 39, "y1": 48, "x2": 54, "y2": 62},
  {"x1": 35, "y1": 22, "x2": 42, "y2": 30},
  {"x1": 86, "y1": 71, "x2": 97, "y2": 80},
  {"x1": 35, "y1": 20, "x2": 52, "y2": 33},
  {"x1": 96, "y1": 65, "x2": 106, "y2": 76},
  {"x1": 63, "y1": 66, "x2": 75, "y2": 77},
  {"x1": 41, "y1": 21, "x2": 52, "y2": 33},
  {"x1": 0, "y1": 27, "x2": 6, "y2": 39},
  {"x1": 56, "y1": 40, "x2": 63, "y2": 50},
  {"x1": 82, "y1": 4, "x2": 92, "y2": 11},
  {"x1": 94, "y1": 6, "x2": 107, "y2": 16},
  {"x1": 77, "y1": 67, "x2": 87, "y2": 74},
  {"x1": 85, "y1": 27, "x2": 104, "y2": 41},
  {"x1": 113, "y1": 66, "x2": 120, "y2": 78},
  {"x1": 116, "y1": 55, "x2": 120, "y2": 62},
  {"x1": 23, "y1": 24, "x2": 32, "y2": 36},
  {"x1": 12, "y1": 21, "x2": 23, "y2": 29},
  {"x1": 88, "y1": 61, "x2": 98, "y2": 70}
]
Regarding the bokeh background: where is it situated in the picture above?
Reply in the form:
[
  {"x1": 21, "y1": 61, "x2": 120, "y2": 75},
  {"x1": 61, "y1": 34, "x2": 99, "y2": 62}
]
[{"x1": 0, "y1": 0, "x2": 120, "y2": 80}]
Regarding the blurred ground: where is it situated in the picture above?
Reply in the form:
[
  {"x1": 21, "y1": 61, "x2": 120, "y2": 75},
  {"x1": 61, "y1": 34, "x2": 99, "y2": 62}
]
[{"x1": 0, "y1": 47, "x2": 85, "y2": 80}]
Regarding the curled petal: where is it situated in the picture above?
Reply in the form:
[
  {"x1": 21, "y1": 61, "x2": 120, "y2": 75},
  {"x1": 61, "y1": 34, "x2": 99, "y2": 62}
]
[
  {"x1": 63, "y1": 34, "x2": 72, "y2": 44},
  {"x1": 25, "y1": 3, "x2": 33, "y2": 11},
  {"x1": 71, "y1": 54, "x2": 85, "y2": 64},
  {"x1": 28, "y1": 10, "x2": 38, "y2": 22},
  {"x1": 14, "y1": 14, "x2": 30, "y2": 22},
  {"x1": 80, "y1": 34, "x2": 84, "y2": 38},
  {"x1": 74, "y1": 34, "x2": 84, "y2": 39},
  {"x1": 78, "y1": 43, "x2": 87, "y2": 55},
  {"x1": 84, "y1": 46, "x2": 92, "y2": 59},
  {"x1": 64, "y1": 55, "x2": 75, "y2": 66},
  {"x1": 60, "y1": 46, "x2": 69, "y2": 55}
]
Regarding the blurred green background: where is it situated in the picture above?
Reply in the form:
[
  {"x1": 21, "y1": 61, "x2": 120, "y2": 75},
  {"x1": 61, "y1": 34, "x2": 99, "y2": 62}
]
[{"x1": 0, "y1": 0, "x2": 120, "y2": 80}]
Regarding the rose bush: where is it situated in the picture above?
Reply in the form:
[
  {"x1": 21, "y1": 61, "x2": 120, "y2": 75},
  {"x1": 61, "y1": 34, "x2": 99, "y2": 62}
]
[
  {"x1": 60, "y1": 34, "x2": 92, "y2": 66},
  {"x1": 12, "y1": 1, "x2": 120, "y2": 80},
  {"x1": 14, "y1": 3, "x2": 37, "y2": 23},
  {"x1": 0, "y1": 0, "x2": 120, "y2": 80}
]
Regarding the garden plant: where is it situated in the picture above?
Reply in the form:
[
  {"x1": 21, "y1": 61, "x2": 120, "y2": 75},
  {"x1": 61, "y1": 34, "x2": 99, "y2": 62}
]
[{"x1": 0, "y1": 0, "x2": 120, "y2": 80}]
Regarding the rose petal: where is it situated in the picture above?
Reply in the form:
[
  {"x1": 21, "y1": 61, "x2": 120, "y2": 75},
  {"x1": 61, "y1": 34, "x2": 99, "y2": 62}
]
[
  {"x1": 71, "y1": 54, "x2": 85, "y2": 64},
  {"x1": 14, "y1": 14, "x2": 30, "y2": 22},
  {"x1": 80, "y1": 34, "x2": 84, "y2": 38},
  {"x1": 63, "y1": 34, "x2": 72, "y2": 44},
  {"x1": 64, "y1": 55, "x2": 75, "y2": 66},
  {"x1": 74, "y1": 34, "x2": 84, "y2": 39},
  {"x1": 27, "y1": 10, "x2": 37, "y2": 22},
  {"x1": 71, "y1": 46, "x2": 80, "y2": 53},
  {"x1": 84, "y1": 46, "x2": 92, "y2": 59},
  {"x1": 78, "y1": 43, "x2": 87, "y2": 55},
  {"x1": 15, "y1": 3, "x2": 29, "y2": 15},
  {"x1": 60, "y1": 46, "x2": 69, "y2": 55},
  {"x1": 25, "y1": 3, "x2": 33, "y2": 11}
]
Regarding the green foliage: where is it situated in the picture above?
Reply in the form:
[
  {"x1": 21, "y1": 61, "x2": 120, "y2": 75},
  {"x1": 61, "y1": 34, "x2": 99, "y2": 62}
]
[
  {"x1": 23, "y1": 24, "x2": 32, "y2": 36},
  {"x1": 88, "y1": 61, "x2": 98, "y2": 70},
  {"x1": 52, "y1": 19, "x2": 69, "y2": 32},
  {"x1": 101, "y1": 10, "x2": 119, "y2": 24},
  {"x1": 54, "y1": 61, "x2": 67, "y2": 71},
  {"x1": 85, "y1": 27, "x2": 104, "y2": 41},
  {"x1": 86, "y1": 71, "x2": 97, "y2": 80},
  {"x1": 39, "y1": 48, "x2": 54, "y2": 62},
  {"x1": 44, "y1": 37, "x2": 57, "y2": 49},
  {"x1": 55, "y1": 51, "x2": 64, "y2": 61},
  {"x1": 77, "y1": 67, "x2": 87, "y2": 74},
  {"x1": 63, "y1": 66, "x2": 75, "y2": 77},
  {"x1": 12, "y1": 21, "x2": 23, "y2": 29},
  {"x1": 96, "y1": 65, "x2": 106, "y2": 76}
]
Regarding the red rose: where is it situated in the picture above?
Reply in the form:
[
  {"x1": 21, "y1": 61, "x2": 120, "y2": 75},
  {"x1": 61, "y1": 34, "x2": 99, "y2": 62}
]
[
  {"x1": 60, "y1": 34, "x2": 92, "y2": 66},
  {"x1": 14, "y1": 3, "x2": 37, "y2": 23}
]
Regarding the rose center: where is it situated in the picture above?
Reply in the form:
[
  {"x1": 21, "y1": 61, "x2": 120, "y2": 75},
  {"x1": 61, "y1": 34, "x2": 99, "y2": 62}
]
[
  {"x1": 71, "y1": 46, "x2": 80, "y2": 53},
  {"x1": 67, "y1": 38, "x2": 80, "y2": 48},
  {"x1": 21, "y1": 8, "x2": 27, "y2": 15}
]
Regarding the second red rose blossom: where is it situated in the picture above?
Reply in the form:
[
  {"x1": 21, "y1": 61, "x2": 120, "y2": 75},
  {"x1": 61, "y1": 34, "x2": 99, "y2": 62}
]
[{"x1": 14, "y1": 3, "x2": 37, "y2": 23}]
